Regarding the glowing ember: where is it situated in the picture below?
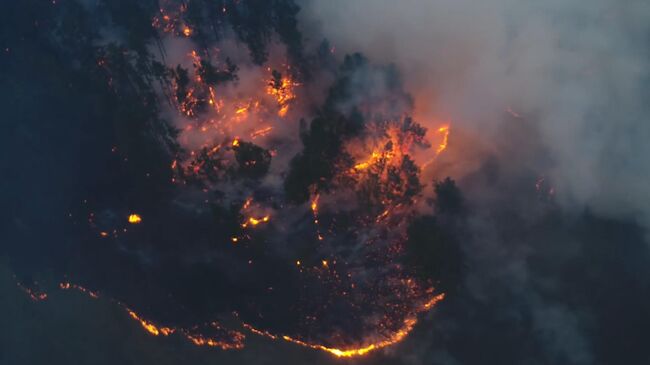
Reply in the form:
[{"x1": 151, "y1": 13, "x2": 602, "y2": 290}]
[
  {"x1": 15, "y1": 281, "x2": 48, "y2": 302},
  {"x1": 59, "y1": 282, "x2": 99, "y2": 299},
  {"x1": 242, "y1": 197, "x2": 253, "y2": 210},
  {"x1": 125, "y1": 309, "x2": 246, "y2": 350},
  {"x1": 310, "y1": 194, "x2": 325, "y2": 240},
  {"x1": 127, "y1": 309, "x2": 174, "y2": 336},
  {"x1": 311, "y1": 195, "x2": 319, "y2": 214},
  {"x1": 250, "y1": 126, "x2": 273, "y2": 139},
  {"x1": 241, "y1": 215, "x2": 270, "y2": 228},
  {"x1": 53, "y1": 280, "x2": 248, "y2": 350},
  {"x1": 185, "y1": 333, "x2": 244, "y2": 349},
  {"x1": 128, "y1": 214, "x2": 142, "y2": 224}
]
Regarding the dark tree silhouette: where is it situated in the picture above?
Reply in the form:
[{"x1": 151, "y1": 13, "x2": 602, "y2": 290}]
[
  {"x1": 434, "y1": 177, "x2": 464, "y2": 217},
  {"x1": 233, "y1": 141, "x2": 272, "y2": 180}
]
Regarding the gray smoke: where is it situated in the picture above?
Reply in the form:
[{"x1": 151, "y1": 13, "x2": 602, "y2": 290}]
[
  {"x1": 299, "y1": 2, "x2": 650, "y2": 364},
  {"x1": 301, "y1": 0, "x2": 650, "y2": 228}
]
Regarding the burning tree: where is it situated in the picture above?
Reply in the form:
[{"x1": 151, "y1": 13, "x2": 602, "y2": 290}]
[{"x1": 5, "y1": 0, "x2": 461, "y2": 358}]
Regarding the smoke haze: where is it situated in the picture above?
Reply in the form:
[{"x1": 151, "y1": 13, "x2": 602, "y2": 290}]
[
  {"x1": 2, "y1": 1, "x2": 650, "y2": 364},
  {"x1": 302, "y1": 0, "x2": 650, "y2": 227}
]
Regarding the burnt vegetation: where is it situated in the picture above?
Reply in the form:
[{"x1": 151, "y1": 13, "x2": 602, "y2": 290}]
[{"x1": 2, "y1": 0, "x2": 466, "y2": 358}]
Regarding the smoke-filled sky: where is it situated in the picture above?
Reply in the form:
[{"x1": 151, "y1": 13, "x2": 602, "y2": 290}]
[
  {"x1": 2, "y1": 1, "x2": 650, "y2": 365},
  {"x1": 299, "y1": 2, "x2": 650, "y2": 364},
  {"x1": 302, "y1": 0, "x2": 650, "y2": 228}
]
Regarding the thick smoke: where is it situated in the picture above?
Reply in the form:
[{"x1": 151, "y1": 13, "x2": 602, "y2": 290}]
[
  {"x1": 300, "y1": 1, "x2": 650, "y2": 364},
  {"x1": 302, "y1": 0, "x2": 650, "y2": 228}
]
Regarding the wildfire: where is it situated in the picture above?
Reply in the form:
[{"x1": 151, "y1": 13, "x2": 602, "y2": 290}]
[
  {"x1": 311, "y1": 194, "x2": 319, "y2": 215},
  {"x1": 59, "y1": 282, "x2": 99, "y2": 299},
  {"x1": 250, "y1": 126, "x2": 273, "y2": 139},
  {"x1": 186, "y1": 334, "x2": 241, "y2": 349},
  {"x1": 349, "y1": 122, "x2": 418, "y2": 176},
  {"x1": 243, "y1": 293, "x2": 444, "y2": 358},
  {"x1": 126, "y1": 308, "x2": 246, "y2": 350},
  {"x1": 165, "y1": 50, "x2": 306, "y2": 189},
  {"x1": 127, "y1": 309, "x2": 174, "y2": 336},
  {"x1": 421, "y1": 124, "x2": 451, "y2": 170},
  {"x1": 266, "y1": 70, "x2": 299, "y2": 117},
  {"x1": 80, "y1": 110, "x2": 446, "y2": 358},
  {"x1": 435, "y1": 125, "x2": 450, "y2": 154},
  {"x1": 15, "y1": 281, "x2": 48, "y2": 302},
  {"x1": 310, "y1": 194, "x2": 324, "y2": 240},
  {"x1": 242, "y1": 197, "x2": 253, "y2": 210},
  {"x1": 241, "y1": 215, "x2": 270, "y2": 228},
  {"x1": 49, "y1": 3, "x2": 458, "y2": 357},
  {"x1": 375, "y1": 209, "x2": 390, "y2": 223},
  {"x1": 125, "y1": 308, "x2": 249, "y2": 350},
  {"x1": 128, "y1": 214, "x2": 142, "y2": 224},
  {"x1": 184, "y1": 326, "x2": 246, "y2": 350},
  {"x1": 353, "y1": 151, "x2": 383, "y2": 171},
  {"x1": 55, "y1": 280, "x2": 247, "y2": 350},
  {"x1": 107, "y1": 287, "x2": 245, "y2": 348}
]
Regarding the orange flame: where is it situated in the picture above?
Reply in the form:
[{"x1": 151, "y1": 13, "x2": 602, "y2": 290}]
[
  {"x1": 128, "y1": 214, "x2": 142, "y2": 224},
  {"x1": 241, "y1": 215, "x2": 270, "y2": 228},
  {"x1": 266, "y1": 73, "x2": 298, "y2": 117},
  {"x1": 186, "y1": 333, "x2": 244, "y2": 349},
  {"x1": 244, "y1": 293, "x2": 444, "y2": 358},
  {"x1": 127, "y1": 309, "x2": 174, "y2": 336},
  {"x1": 435, "y1": 125, "x2": 450, "y2": 155},
  {"x1": 15, "y1": 282, "x2": 48, "y2": 302},
  {"x1": 353, "y1": 151, "x2": 383, "y2": 171},
  {"x1": 421, "y1": 124, "x2": 451, "y2": 170},
  {"x1": 311, "y1": 194, "x2": 319, "y2": 215},
  {"x1": 250, "y1": 126, "x2": 273, "y2": 139},
  {"x1": 310, "y1": 194, "x2": 324, "y2": 240}
]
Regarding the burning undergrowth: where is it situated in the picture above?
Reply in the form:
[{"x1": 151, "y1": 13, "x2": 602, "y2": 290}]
[
  {"x1": 5, "y1": 0, "x2": 650, "y2": 364},
  {"x1": 3, "y1": 0, "x2": 460, "y2": 358}
]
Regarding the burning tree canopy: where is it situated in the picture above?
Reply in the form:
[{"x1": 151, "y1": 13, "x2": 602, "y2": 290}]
[{"x1": 3, "y1": 0, "x2": 461, "y2": 359}]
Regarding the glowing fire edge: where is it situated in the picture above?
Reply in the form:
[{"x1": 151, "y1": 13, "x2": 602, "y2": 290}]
[
  {"x1": 244, "y1": 293, "x2": 445, "y2": 357},
  {"x1": 22, "y1": 281, "x2": 444, "y2": 357}
]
